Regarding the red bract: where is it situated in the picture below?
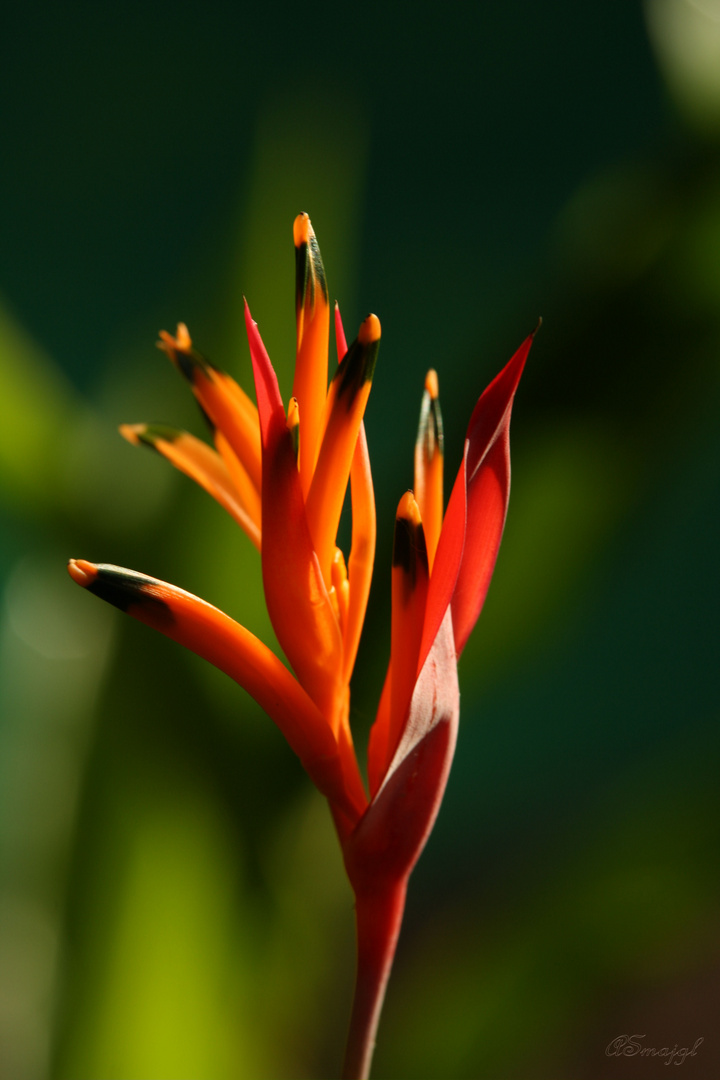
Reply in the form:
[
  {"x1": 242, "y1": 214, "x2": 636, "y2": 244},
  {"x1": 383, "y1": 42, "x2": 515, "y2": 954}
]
[{"x1": 68, "y1": 214, "x2": 533, "y2": 1079}]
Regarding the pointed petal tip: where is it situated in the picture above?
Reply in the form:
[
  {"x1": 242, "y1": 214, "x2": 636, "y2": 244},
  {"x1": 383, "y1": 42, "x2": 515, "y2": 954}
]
[
  {"x1": 396, "y1": 490, "x2": 421, "y2": 526},
  {"x1": 358, "y1": 313, "x2": 381, "y2": 344},
  {"x1": 67, "y1": 558, "x2": 98, "y2": 587},
  {"x1": 157, "y1": 324, "x2": 204, "y2": 384},
  {"x1": 334, "y1": 302, "x2": 348, "y2": 361},
  {"x1": 119, "y1": 423, "x2": 144, "y2": 446},
  {"x1": 120, "y1": 423, "x2": 184, "y2": 450},
  {"x1": 424, "y1": 369, "x2": 439, "y2": 400},
  {"x1": 392, "y1": 492, "x2": 427, "y2": 577},
  {"x1": 532, "y1": 316, "x2": 542, "y2": 337},
  {"x1": 293, "y1": 211, "x2": 312, "y2": 247},
  {"x1": 286, "y1": 396, "x2": 300, "y2": 456},
  {"x1": 158, "y1": 323, "x2": 192, "y2": 352}
]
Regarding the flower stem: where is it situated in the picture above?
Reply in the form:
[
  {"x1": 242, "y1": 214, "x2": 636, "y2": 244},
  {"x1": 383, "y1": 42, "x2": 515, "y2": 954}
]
[{"x1": 342, "y1": 878, "x2": 408, "y2": 1080}]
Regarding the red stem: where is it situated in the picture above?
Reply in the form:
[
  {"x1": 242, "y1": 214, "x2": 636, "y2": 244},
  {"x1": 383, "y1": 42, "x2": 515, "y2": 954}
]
[{"x1": 342, "y1": 878, "x2": 408, "y2": 1080}]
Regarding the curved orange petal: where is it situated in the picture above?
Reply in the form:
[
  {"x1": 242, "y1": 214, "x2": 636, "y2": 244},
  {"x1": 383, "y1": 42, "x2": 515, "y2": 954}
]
[
  {"x1": 367, "y1": 493, "x2": 430, "y2": 792},
  {"x1": 388, "y1": 493, "x2": 429, "y2": 765},
  {"x1": 418, "y1": 441, "x2": 467, "y2": 667},
  {"x1": 159, "y1": 325, "x2": 262, "y2": 494},
  {"x1": 244, "y1": 301, "x2": 345, "y2": 731},
  {"x1": 305, "y1": 315, "x2": 381, "y2": 585},
  {"x1": 213, "y1": 430, "x2": 262, "y2": 537},
  {"x1": 333, "y1": 301, "x2": 376, "y2": 685},
  {"x1": 293, "y1": 213, "x2": 330, "y2": 497},
  {"x1": 120, "y1": 424, "x2": 261, "y2": 550},
  {"x1": 414, "y1": 370, "x2": 444, "y2": 570},
  {"x1": 343, "y1": 423, "x2": 376, "y2": 684},
  {"x1": 67, "y1": 560, "x2": 364, "y2": 821}
]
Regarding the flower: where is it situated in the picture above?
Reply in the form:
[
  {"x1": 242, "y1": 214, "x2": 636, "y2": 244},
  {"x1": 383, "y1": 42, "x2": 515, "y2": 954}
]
[{"x1": 68, "y1": 213, "x2": 534, "y2": 1078}]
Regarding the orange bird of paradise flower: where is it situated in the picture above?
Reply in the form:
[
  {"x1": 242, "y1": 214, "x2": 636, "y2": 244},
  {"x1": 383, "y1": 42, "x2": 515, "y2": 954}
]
[{"x1": 68, "y1": 213, "x2": 534, "y2": 1080}]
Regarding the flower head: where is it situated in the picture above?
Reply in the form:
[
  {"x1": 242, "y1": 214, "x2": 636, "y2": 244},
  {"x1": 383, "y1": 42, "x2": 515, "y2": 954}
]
[{"x1": 68, "y1": 214, "x2": 534, "y2": 1078}]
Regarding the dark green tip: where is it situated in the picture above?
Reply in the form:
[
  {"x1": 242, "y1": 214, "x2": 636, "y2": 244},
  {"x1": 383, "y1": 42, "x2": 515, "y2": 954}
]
[
  {"x1": 295, "y1": 232, "x2": 328, "y2": 315},
  {"x1": 392, "y1": 512, "x2": 428, "y2": 588},
  {"x1": 332, "y1": 334, "x2": 380, "y2": 406},
  {"x1": 87, "y1": 564, "x2": 174, "y2": 625},
  {"x1": 177, "y1": 345, "x2": 210, "y2": 383},
  {"x1": 430, "y1": 396, "x2": 444, "y2": 455},
  {"x1": 135, "y1": 425, "x2": 183, "y2": 451},
  {"x1": 160, "y1": 335, "x2": 216, "y2": 387},
  {"x1": 417, "y1": 392, "x2": 444, "y2": 459}
]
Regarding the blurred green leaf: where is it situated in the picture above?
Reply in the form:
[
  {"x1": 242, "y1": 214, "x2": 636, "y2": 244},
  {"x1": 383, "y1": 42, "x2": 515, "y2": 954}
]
[{"x1": 0, "y1": 298, "x2": 79, "y2": 509}]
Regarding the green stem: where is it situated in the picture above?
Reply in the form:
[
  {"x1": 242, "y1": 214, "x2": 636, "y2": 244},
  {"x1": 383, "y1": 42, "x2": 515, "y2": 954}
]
[{"x1": 342, "y1": 878, "x2": 408, "y2": 1080}]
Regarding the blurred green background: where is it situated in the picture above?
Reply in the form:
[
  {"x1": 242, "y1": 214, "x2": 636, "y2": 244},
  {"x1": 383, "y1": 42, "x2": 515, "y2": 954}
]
[{"x1": 1, "y1": 2, "x2": 719, "y2": 1077}]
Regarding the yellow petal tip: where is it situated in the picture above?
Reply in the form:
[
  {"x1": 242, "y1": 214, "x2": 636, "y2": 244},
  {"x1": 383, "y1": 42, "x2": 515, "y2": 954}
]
[
  {"x1": 67, "y1": 558, "x2": 98, "y2": 587},
  {"x1": 424, "y1": 369, "x2": 439, "y2": 400},
  {"x1": 396, "y1": 490, "x2": 422, "y2": 526},
  {"x1": 119, "y1": 423, "x2": 144, "y2": 445},
  {"x1": 158, "y1": 323, "x2": 192, "y2": 354},
  {"x1": 358, "y1": 313, "x2": 381, "y2": 345},
  {"x1": 293, "y1": 212, "x2": 312, "y2": 247}
]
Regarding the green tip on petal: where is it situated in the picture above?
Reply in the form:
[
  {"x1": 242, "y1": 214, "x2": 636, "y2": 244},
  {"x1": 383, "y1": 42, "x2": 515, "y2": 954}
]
[
  {"x1": 392, "y1": 493, "x2": 428, "y2": 589},
  {"x1": 157, "y1": 325, "x2": 213, "y2": 385},
  {"x1": 76, "y1": 561, "x2": 175, "y2": 622},
  {"x1": 416, "y1": 373, "x2": 444, "y2": 461},
  {"x1": 294, "y1": 212, "x2": 328, "y2": 314},
  {"x1": 120, "y1": 423, "x2": 185, "y2": 452},
  {"x1": 332, "y1": 315, "x2": 381, "y2": 404}
]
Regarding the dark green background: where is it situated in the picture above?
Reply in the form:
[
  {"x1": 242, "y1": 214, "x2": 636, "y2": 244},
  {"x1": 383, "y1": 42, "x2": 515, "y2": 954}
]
[{"x1": 1, "y1": 2, "x2": 718, "y2": 1077}]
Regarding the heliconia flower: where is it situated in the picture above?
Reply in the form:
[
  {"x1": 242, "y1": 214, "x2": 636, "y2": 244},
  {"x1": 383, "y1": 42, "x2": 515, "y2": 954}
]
[{"x1": 68, "y1": 214, "x2": 534, "y2": 1080}]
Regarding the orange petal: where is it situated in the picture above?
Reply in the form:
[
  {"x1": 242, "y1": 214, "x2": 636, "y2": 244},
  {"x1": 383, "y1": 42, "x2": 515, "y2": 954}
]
[
  {"x1": 67, "y1": 560, "x2": 365, "y2": 820},
  {"x1": 331, "y1": 547, "x2": 350, "y2": 631},
  {"x1": 120, "y1": 424, "x2": 261, "y2": 550},
  {"x1": 244, "y1": 301, "x2": 345, "y2": 731},
  {"x1": 343, "y1": 422, "x2": 376, "y2": 684},
  {"x1": 414, "y1": 369, "x2": 444, "y2": 570},
  {"x1": 159, "y1": 325, "x2": 262, "y2": 494},
  {"x1": 213, "y1": 431, "x2": 262, "y2": 537},
  {"x1": 286, "y1": 396, "x2": 300, "y2": 460},
  {"x1": 305, "y1": 314, "x2": 381, "y2": 585},
  {"x1": 333, "y1": 301, "x2": 377, "y2": 684},
  {"x1": 293, "y1": 213, "x2": 330, "y2": 497},
  {"x1": 385, "y1": 492, "x2": 429, "y2": 777}
]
